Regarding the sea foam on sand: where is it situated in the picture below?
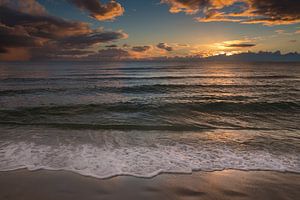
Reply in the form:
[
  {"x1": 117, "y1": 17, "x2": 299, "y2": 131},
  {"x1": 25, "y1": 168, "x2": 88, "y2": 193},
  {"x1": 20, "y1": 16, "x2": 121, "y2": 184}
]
[{"x1": 0, "y1": 139, "x2": 299, "y2": 179}]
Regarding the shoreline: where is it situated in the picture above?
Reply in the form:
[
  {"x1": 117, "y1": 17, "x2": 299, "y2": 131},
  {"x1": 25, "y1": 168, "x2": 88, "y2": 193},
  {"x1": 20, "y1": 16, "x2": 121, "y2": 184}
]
[
  {"x1": 1, "y1": 169, "x2": 299, "y2": 200},
  {"x1": 1, "y1": 167, "x2": 300, "y2": 180}
]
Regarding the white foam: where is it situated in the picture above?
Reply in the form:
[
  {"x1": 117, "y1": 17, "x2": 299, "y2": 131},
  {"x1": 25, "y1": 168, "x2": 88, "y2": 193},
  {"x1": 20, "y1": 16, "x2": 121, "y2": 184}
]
[{"x1": 0, "y1": 140, "x2": 299, "y2": 179}]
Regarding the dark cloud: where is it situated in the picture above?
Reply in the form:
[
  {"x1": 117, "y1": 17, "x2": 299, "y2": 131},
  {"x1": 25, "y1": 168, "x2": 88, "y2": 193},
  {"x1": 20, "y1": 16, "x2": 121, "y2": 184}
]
[
  {"x1": 157, "y1": 43, "x2": 173, "y2": 51},
  {"x1": 105, "y1": 44, "x2": 118, "y2": 48},
  {"x1": 249, "y1": 0, "x2": 300, "y2": 25},
  {"x1": 0, "y1": 6, "x2": 91, "y2": 39},
  {"x1": 131, "y1": 45, "x2": 152, "y2": 52},
  {"x1": 162, "y1": 0, "x2": 300, "y2": 25},
  {"x1": 54, "y1": 49, "x2": 94, "y2": 56},
  {"x1": 0, "y1": 23, "x2": 42, "y2": 49},
  {"x1": 251, "y1": 0, "x2": 299, "y2": 16},
  {"x1": 123, "y1": 43, "x2": 130, "y2": 48},
  {"x1": 0, "y1": 46, "x2": 7, "y2": 53},
  {"x1": 0, "y1": 3, "x2": 128, "y2": 60},
  {"x1": 204, "y1": 51, "x2": 300, "y2": 62},
  {"x1": 226, "y1": 43, "x2": 256, "y2": 48},
  {"x1": 58, "y1": 30, "x2": 127, "y2": 49},
  {"x1": 0, "y1": 0, "x2": 46, "y2": 15},
  {"x1": 289, "y1": 40, "x2": 297, "y2": 43},
  {"x1": 69, "y1": 0, "x2": 124, "y2": 21}
]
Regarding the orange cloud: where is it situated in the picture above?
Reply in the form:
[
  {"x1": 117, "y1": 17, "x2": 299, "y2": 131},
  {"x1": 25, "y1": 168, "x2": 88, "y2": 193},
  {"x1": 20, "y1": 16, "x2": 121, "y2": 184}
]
[
  {"x1": 69, "y1": 0, "x2": 124, "y2": 21},
  {"x1": 0, "y1": 2, "x2": 128, "y2": 61},
  {"x1": 162, "y1": 0, "x2": 300, "y2": 26},
  {"x1": 211, "y1": 0, "x2": 237, "y2": 8},
  {"x1": 0, "y1": 47, "x2": 31, "y2": 61},
  {"x1": 212, "y1": 39, "x2": 256, "y2": 49},
  {"x1": 242, "y1": 18, "x2": 300, "y2": 26},
  {"x1": 161, "y1": 0, "x2": 210, "y2": 14}
]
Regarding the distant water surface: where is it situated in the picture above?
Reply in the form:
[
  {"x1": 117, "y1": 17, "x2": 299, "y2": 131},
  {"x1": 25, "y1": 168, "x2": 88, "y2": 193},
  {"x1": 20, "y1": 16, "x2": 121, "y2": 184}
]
[{"x1": 0, "y1": 61, "x2": 299, "y2": 178}]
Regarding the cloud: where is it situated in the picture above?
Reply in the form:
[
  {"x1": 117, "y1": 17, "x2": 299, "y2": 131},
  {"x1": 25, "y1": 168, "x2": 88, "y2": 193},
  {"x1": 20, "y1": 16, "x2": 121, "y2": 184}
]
[
  {"x1": 204, "y1": 39, "x2": 256, "y2": 56},
  {"x1": 0, "y1": 23, "x2": 43, "y2": 49},
  {"x1": 275, "y1": 29, "x2": 285, "y2": 34},
  {"x1": 162, "y1": 0, "x2": 300, "y2": 26},
  {"x1": 30, "y1": 47, "x2": 94, "y2": 60},
  {"x1": 157, "y1": 43, "x2": 173, "y2": 51},
  {"x1": 58, "y1": 30, "x2": 128, "y2": 49},
  {"x1": 0, "y1": 47, "x2": 31, "y2": 61},
  {"x1": 244, "y1": 0, "x2": 300, "y2": 25},
  {"x1": 161, "y1": 0, "x2": 210, "y2": 14},
  {"x1": 105, "y1": 44, "x2": 118, "y2": 48},
  {"x1": 98, "y1": 48, "x2": 129, "y2": 57},
  {"x1": 131, "y1": 45, "x2": 152, "y2": 52},
  {"x1": 174, "y1": 43, "x2": 190, "y2": 47},
  {"x1": 68, "y1": 0, "x2": 124, "y2": 21},
  {"x1": 0, "y1": 47, "x2": 7, "y2": 53},
  {"x1": 289, "y1": 40, "x2": 297, "y2": 43},
  {"x1": 84, "y1": 48, "x2": 130, "y2": 60},
  {"x1": 0, "y1": 6, "x2": 91, "y2": 39},
  {"x1": 0, "y1": 2, "x2": 128, "y2": 60},
  {"x1": 0, "y1": 0, "x2": 46, "y2": 15},
  {"x1": 226, "y1": 43, "x2": 256, "y2": 48}
]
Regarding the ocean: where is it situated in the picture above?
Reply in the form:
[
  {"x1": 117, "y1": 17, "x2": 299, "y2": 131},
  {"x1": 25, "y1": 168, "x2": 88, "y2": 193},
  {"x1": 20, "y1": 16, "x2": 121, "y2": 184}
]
[{"x1": 0, "y1": 61, "x2": 299, "y2": 178}]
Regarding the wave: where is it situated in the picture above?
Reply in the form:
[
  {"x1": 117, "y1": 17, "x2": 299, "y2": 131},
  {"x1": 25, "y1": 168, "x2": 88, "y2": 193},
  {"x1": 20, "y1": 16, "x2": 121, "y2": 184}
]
[
  {"x1": 62, "y1": 65, "x2": 191, "y2": 71},
  {"x1": 0, "y1": 121, "x2": 286, "y2": 131},
  {"x1": 1, "y1": 62, "x2": 299, "y2": 179},
  {"x1": 0, "y1": 139, "x2": 299, "y2": 179},
  {"x1": 0, "y1": 101, "x2": 298, "y2": 131},
  {"x1": 0, "y1": 122, "x2": 215, "y2": 131},
  {"x1": 0, "y1": 84, "x2": 290, "y2": 96},
  {"x1": 0, "y1": 75, "x2": 298, "y2": 82},
  {"x1": 1, "y1": 101, "x2": 299, "y2": 115}
]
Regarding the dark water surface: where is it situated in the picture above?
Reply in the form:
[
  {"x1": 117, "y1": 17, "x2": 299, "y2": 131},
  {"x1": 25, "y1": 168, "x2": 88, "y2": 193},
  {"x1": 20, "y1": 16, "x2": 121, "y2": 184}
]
[{"x1": 0, "y1": 61, "x2": 299, "y2": 178}]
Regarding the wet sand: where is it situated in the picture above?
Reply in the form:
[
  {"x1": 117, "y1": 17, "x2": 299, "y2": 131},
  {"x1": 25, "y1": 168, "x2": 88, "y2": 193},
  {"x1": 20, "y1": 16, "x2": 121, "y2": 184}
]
[{"x1": 0, "y1": 170, "x2": 299, "y2": 200}]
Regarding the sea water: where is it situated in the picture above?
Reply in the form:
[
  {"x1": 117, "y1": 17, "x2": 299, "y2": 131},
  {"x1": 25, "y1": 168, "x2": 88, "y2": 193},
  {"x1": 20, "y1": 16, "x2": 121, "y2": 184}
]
[{"x1": 0, "y1": 61, "x2": 299, "y2": 178}]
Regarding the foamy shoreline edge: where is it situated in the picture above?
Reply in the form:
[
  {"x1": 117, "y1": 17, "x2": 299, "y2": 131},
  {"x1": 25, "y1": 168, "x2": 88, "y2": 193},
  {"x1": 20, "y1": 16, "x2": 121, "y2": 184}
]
[{"x1": 1, "y1": 166, "x2": 299, "y2": 180}]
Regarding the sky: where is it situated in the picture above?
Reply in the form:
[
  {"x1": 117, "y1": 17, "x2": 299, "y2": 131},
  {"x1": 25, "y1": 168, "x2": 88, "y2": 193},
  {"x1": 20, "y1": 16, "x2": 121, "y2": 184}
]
[{"x1": 0, "y1": 0, "x2": 300, "y2": 61}]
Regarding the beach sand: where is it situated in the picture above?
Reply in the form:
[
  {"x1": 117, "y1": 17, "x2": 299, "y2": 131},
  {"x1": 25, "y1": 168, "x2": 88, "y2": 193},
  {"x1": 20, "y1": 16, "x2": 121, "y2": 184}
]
[{"x1": 0, "y1": 170, "x2": 299, "y2": 200}]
